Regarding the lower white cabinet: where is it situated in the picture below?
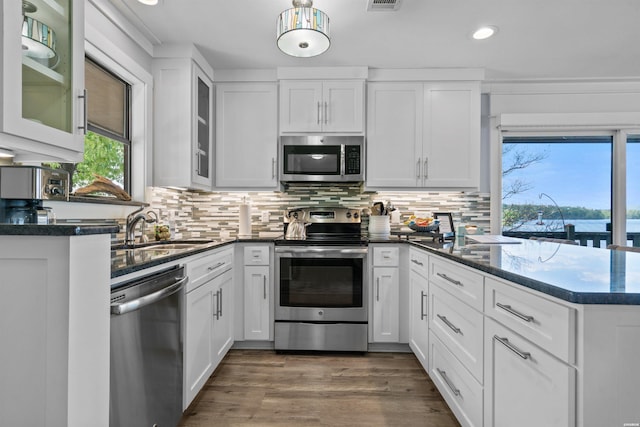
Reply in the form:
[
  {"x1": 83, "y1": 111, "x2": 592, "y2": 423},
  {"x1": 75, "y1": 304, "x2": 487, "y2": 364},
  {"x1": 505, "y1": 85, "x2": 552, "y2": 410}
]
[
  {"x1": 430, "y1": 331, "x2": 483, "y2": 427},
  {"x1": 372, "y1": 266, "x2": 400, "y2": 342},
  {"x1": 243, "y1": 266, "x2": 269, "y2": 340},
  {"x1": 184, "y1": 248, "x2": 234, "y2": 409},
  {"x1": 484, "y1": 318, "x2": 575, "y2": 427},
  {"x1": 242, "y1": 245, "x2": 272, "y2": 341},
  {"x1": 409, "y1": 248, "x2": 429, "y2": 370}
]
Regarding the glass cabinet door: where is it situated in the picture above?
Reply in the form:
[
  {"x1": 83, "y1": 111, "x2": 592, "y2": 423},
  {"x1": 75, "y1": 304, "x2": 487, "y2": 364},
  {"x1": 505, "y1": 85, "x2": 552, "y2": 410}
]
[
  {"x1": 192, "y1": 65, "x2": 212, "y2": 186},
  {"x1": 2, "y1": 0, "x2": 84, "y2": 157}
]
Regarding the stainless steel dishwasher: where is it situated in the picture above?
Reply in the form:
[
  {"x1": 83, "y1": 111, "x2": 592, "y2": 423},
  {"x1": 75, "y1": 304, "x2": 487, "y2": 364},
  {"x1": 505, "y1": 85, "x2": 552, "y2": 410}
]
[{"x1": 110, "y1": 265, "x2": 188, "y2": 427}]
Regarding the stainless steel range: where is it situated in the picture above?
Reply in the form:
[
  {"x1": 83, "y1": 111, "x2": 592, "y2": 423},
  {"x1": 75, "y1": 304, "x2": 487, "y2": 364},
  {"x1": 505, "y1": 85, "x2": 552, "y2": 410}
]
[{"x1": 275, "y1": 207, "x2": 368, "y2": 352}]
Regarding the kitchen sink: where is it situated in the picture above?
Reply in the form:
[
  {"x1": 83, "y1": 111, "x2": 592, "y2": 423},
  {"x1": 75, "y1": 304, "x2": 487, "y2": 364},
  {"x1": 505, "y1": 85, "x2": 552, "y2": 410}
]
[{"x1": 111, "y1": 239, "x2": 215, "y2": 251}]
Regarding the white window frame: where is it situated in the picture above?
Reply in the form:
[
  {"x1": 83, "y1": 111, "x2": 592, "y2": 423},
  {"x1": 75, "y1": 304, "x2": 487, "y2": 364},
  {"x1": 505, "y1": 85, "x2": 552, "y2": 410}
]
[{"x1": 490, "y1": 112, "x2": 640, "y2": 246}]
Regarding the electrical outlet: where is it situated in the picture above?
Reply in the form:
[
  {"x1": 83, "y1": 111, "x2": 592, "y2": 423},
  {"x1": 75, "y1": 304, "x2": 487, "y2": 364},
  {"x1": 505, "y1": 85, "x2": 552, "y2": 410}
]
[{"x1": 261, "y1": 211, "x2": 270, "y2": 223}]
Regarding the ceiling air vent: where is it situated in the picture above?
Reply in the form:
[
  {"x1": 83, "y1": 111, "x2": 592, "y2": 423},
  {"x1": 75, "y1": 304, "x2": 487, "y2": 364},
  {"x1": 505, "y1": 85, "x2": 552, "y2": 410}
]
[{"x1": 366, "y1": 0, "x2": 402, "y2": 12}]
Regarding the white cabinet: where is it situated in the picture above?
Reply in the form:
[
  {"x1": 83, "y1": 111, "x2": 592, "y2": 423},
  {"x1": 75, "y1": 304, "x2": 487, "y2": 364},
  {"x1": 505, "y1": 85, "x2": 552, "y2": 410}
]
[
  {"x1": 371, "y1": 246, "x2": 400, "y2": 342},
  {"x1": 184, "y1": 247, "x2": 234, "y2": 408},
  {"x1": 366, "y1": 82, "x2": 480, "y2": 189},
  {"x1": 279, "y1": 80, "x2": 364, "y2": 133},
  {"x1": 409, "y1": 247, "x2": 429, "y2": 371},
  {"x1": 243, "y1": 245, "x2": 271, "y2": 341},
  {"x1": 216, "y1": 83, "x2": 278, "y2": 188},
  {"x1": 153, "y1": 46, "x2": 213, "y2": 190},
  {"x1": 484, "y1": 318, "x2": 575, "y2": 427},
  {"x1": 0, "y1": 0, "x2": 85, "y2": 161},
  {"x1": 0, "y1": 234, "x2": 111, "y2": 427}
]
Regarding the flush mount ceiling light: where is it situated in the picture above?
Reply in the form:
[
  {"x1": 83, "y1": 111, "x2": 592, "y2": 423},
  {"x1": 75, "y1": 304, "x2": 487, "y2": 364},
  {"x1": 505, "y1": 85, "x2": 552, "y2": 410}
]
[
  {"x1": 0, "y1": 148, "x2": 15, "y2": 158},
  {"x1": 277, "y1": 0, "x2": 330, "y2": 58},
  {"x1": 472, "y1": 25, "x2": 498, "y2": 40},
  {"x1": 137, "y1": 0, "x2": 158, "y2": 5}
]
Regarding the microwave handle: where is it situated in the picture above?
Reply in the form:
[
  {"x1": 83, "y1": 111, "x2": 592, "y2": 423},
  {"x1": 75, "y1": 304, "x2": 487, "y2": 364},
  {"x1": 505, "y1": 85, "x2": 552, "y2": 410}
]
[{"x1": 340, "y1": 145, "x2": 345, "y2": 177}]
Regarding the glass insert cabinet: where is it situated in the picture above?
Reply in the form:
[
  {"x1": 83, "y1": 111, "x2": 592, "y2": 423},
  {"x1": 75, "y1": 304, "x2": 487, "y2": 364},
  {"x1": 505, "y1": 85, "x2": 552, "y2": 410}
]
[{"x1": 1, "y1": 0, "x2": 85, "y2": 160}]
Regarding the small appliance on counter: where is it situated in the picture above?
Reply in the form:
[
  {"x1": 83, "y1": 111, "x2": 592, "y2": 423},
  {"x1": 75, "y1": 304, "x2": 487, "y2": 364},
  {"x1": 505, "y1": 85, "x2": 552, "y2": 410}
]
[{"x1": 0, "y1": 166, "x2": 68, "y2": 224}]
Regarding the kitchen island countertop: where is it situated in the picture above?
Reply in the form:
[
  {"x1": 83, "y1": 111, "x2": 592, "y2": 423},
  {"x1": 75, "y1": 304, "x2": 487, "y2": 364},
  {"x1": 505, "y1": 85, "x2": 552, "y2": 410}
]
[{"x1": 406, "y1": 237, "x2": 640, "y2": 305}]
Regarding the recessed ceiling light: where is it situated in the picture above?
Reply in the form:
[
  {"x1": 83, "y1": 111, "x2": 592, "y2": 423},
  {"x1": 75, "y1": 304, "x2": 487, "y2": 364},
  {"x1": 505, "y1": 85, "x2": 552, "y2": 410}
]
[
  {"x1": 137, "y1": 0, "x2": 158, "y2": 5},
  {"x1": 472, "y1": 26, "x2": 498, "y2": 40}
]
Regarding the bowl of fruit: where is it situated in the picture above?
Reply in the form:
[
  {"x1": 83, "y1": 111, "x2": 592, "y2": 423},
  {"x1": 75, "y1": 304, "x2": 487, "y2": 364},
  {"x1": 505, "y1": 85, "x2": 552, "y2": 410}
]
[{"x1": 405, "y1": 215, "x2": 440, "y2": 232}]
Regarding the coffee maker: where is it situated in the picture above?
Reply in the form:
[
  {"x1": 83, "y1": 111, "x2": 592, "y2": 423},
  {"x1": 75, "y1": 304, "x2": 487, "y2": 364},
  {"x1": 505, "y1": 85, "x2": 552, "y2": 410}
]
[{"x1": 0, "y1": 166, "x2": 69, "y2": 224}]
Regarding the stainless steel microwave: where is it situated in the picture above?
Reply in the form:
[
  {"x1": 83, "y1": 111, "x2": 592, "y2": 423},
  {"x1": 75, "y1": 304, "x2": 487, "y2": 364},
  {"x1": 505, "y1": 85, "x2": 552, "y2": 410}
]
[{"x1": 279, "y1": 135, "x2": 364, "y2": 183}]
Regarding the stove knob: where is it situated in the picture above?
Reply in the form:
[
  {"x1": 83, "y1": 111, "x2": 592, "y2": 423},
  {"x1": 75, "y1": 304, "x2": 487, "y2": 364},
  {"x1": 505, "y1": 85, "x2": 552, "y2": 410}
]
[
  {"x1": 353, "y1": 212, "x2": 359, "y2": 219},
  {"x1": 346, "y1": 212, "x2": 352, "y2": 218},
  {"x1": 318, "y1": 310, "x2": 324, "y2": 316}
]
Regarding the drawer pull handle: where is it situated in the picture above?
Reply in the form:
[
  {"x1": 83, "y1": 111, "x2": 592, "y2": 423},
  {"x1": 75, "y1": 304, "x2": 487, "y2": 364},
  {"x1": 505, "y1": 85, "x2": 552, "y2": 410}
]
[
  {"x1": 436, "y1": 368, "x2": 460, "y2": 396},
  {"x1": 494, "y1": 335, "x2": 531, "y2": 360},
  {"x1": 496, "y1": 302, "x2": 534, "y2": 322},
  {"x1": 207, "y1": 262, "x2": 225, "y2": 271},
  {"x1": 376, "y1": 278, "x2": 380, "y2": 302},
  {"x1": 437, "y1": 314, "x2": 461, "y2": 334},
  {"x1": 420, "y1": 291, "x2": 427, "y2": 320},
  {"x1": 436, "y1": 272, "x2": 463, "y2": 287},
  {"x1": 411, "y1": 259, "x2": 424, "y2": 266}
]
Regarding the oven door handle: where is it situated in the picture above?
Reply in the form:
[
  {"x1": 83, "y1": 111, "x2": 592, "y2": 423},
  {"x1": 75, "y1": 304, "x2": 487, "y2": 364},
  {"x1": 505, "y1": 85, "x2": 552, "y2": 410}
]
[{"x1": 275, "y1": 247, "x2": 368, "y2": 255}]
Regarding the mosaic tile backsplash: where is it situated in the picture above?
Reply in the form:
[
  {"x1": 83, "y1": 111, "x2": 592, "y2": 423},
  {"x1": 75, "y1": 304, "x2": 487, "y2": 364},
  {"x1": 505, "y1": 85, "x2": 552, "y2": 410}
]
[{"x1": 143, "y1": 184, "x2": 491, "y2": 240}]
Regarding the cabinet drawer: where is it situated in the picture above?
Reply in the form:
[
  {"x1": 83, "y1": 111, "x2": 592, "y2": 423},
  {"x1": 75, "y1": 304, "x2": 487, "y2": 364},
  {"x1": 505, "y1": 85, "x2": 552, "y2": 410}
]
[
  {"x1": 431, "y1": 284, "x2": 484, "y2": 383},
  {"x1": 372, "y1": 246, "x2": 399, "y2": 266},
  {"x1": 409, "y1": 247, "x2": 429, "y2": 278},
  {"x1": 430, "y1": 257, "x2": 484, "y2": 311},
  {"x1": 243, "y1": 246, "x2": 270, "y2": 265},
  {"x1": 484, "y1": 318, "x2": 575, "y2": 427},
  {"x1": 430, "y1": 331, "x2": 483, "y2": 427},
  {"x1": 187, "y1": 248, "x2": 233, "y2": 292},
  {"x1": 485, "y1": 277, "x2": 575, "y2": 364}
]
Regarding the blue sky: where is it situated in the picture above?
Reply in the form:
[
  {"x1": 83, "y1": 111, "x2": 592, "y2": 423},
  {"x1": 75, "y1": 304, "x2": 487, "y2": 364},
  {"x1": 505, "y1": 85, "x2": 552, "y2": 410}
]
[{"x1": 503, "y1": 140, "x2": 640, "y2": 210}]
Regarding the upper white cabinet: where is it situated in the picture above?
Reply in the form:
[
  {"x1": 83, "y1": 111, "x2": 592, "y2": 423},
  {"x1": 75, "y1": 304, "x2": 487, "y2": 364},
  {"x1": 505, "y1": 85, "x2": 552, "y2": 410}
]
[
  {"x1": 215, "y1": 83, "x2": 278, "y2": 188},
  {"x1": 366, "y1": 81, "x2": 480, "y2": 189},
  {"x1": 279, "y1": 80, "x2": 364, "y2": 133},
  {"x1": 152, "y1": 45, "x2": 213, "y2": 190},
  {"x1": 0, "y1": 0, "x2": 85, "y2": 161}
]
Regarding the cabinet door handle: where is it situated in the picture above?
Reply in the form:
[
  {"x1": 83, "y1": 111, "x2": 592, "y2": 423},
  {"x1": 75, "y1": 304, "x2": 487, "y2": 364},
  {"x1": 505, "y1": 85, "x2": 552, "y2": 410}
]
[
  {"x1": 213, "y1": 290, "x2": 220, "y2": 320},
  {"x1": 436, "y1": 272, "x2": 463, "y2": 287},
  {"x1": 437, "y1": 314, "x2": 461, "y2": 334},
  {"x1": 376, "y1": 278, "x2": 380, "y2": 301},
  {"x1": 263, "y1": 275, "x2": 267, "y2": 300},
  {"x1": 195, "y1": 152, "x2": 201, "y2": 175},
  {"x1": 272, "y1": 158, "x2": 276, "y2": 179},
  {"x1": 420, "y1": 291, "x2": 427, "y2": 320},
  {"x1": 317, "y1": 101, "x2": 321, "y2": 125},
  {"x1": 496, "y1": 302, "x2": 534, "y2": 322},
  {"x1": 416, "y1": 158, "x2": 421, "y2": 178},
  {"x1": 436, "y1": 368, "x2": 460, "y2": 396},
  {"x1": 424, "y1": 158, "x2": 428, "y2": 180},
  {"x1": 494, "y1": 335, "x2": 531, "y2": 360},
  {"x1": 78, "y1": 89, "x2": 88, "y2": 134},
  {"x1": 324, "y1": 101, "x2": 328, "y2": 124},
  {"x1": 411, "y1": 259, "x2": 424, "y2": 267},
  {"x1": 219, "y1": 288, "x2": 223, "y2": 317}
]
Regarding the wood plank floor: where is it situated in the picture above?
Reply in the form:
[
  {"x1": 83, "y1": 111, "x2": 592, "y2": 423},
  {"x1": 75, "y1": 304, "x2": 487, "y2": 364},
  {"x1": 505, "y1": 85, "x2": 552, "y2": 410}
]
[{"x1": 179, "y1": 350, "x2": 460, "y2": 427}]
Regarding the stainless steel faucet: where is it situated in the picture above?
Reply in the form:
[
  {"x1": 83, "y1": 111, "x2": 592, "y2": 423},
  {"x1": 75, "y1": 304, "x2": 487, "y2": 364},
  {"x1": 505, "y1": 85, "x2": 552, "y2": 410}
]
[{"x1": 125, "y1": 207, "x2": 157, "y2": 245}]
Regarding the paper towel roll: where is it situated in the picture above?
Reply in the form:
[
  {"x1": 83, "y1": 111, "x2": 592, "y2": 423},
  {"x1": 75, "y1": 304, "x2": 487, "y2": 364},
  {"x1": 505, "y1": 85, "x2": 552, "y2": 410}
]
[{"x1": 239, "y1": 203, "x2": 251, "y2": 237}]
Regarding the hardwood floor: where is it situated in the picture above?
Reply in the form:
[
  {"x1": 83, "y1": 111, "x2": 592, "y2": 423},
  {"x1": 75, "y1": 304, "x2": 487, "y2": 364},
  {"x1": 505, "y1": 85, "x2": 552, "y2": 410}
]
[{"x1": 179, "y1": 350, "x2": 460, "y2": 427}]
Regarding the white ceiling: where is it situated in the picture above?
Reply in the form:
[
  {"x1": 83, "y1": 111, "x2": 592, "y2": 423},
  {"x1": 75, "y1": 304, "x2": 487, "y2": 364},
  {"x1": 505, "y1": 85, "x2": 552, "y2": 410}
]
[{"x1": 109, "y1": 0, "x2": 640, "y2": 81}]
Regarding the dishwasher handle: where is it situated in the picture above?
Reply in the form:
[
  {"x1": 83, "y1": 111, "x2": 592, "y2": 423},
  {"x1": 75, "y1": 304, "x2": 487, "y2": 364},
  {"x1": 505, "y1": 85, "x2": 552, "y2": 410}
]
[{"x1": 111, "y1": 275, "x2": 188, "y2": 315}]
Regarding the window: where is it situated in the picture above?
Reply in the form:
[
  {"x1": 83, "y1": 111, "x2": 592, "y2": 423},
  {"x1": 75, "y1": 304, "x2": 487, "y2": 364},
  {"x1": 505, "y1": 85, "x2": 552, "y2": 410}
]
[
  {"x1": 502, "y1": 136, "x2": 614, "y2": 246},
  {"x1": 628, "y1": 136, "x2": 640, "y2": 246},
  {"x1": 47, "y1": 58, "x2": 132, "y2": 196}
]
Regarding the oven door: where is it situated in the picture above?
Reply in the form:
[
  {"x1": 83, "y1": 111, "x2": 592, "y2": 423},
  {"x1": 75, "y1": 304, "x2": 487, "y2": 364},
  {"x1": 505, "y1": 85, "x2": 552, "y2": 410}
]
[{"x1": 275, "y1": 246, "x2": 367, "y2": 322}]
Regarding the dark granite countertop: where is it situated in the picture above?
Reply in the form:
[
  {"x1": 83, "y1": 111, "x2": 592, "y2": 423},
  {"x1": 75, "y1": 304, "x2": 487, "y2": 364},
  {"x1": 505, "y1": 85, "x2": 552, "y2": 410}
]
[
  {"x1": 409, "y1": 237, "x2": 640, "y2": 305},
  {"x1": 111, "y1": 240, "x2": 235, "y2": 279},
  {"x1": 0, "y1": 223, "x2": 120, "y2": 236}
]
